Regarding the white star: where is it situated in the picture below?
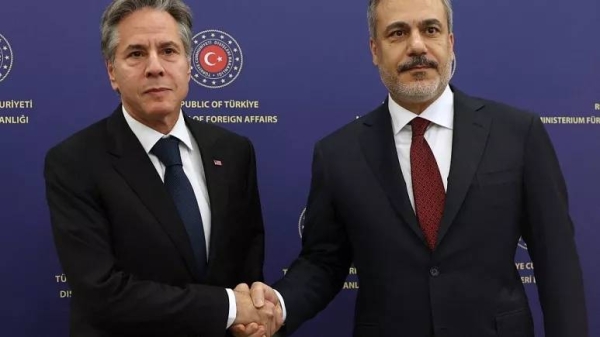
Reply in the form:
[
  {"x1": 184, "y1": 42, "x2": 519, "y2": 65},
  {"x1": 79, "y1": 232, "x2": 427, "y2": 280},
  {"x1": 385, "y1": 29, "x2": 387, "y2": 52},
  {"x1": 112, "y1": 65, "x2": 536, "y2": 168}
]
[
  {"x1": 229, "y1": 74, "x2": 233, "y2": 78},
  {"x1": 235, "y1": 57, "x2": 239, "y2": 61},
  {"x1": 194, "y1": 74, "x2": 199, "y2": 78},
  {"x1": 0, "y1": 73, "x2": 3, "y2": 77},
  {"x1": 203, "y1": 79, "x2": 207, "y2": 83},
  {"x1": 220, "y1": 35, "x2": 224, "y2": 39},
  {"x1": 2, "y1": 65, "x2": 6, "y2": 69},
  {"x1": 194, "y1": 40, "x2": 198, "y2": 44},
  {"x1": 233, "y1": 48, "x2": 238, "y2": 53},
  {"x1": 4, "y1": 56, "x2": 9, "y2": 60},
  {"x1": 211, "y1": 33, "x2": 215, "y2": 37},
  {"x1": 202, "y1": 35, "x2": 206, "y2": 39},
  {"x1": 212, "y1": 80, "x2": 216, "y2": 85},
  {"x1": 221, "y1": 79, "x2": 225, "y2": 83},
  {"x1": 228, "y1": 40, "x2": 232, "y2": 44},
  {"x1": 234, "y1": 67, "x2": 238, "y2": 71},
  {"x1": 2, "y1": 46, "x2": 7, "y2": 51},
  {"x1": 217, "y1": 56, "x2": 223, "y2": 62}
]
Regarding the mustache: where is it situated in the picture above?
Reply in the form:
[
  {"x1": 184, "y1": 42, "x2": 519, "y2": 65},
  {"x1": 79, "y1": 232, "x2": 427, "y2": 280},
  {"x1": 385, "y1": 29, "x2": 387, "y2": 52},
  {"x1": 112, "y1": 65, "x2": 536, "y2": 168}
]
[{"x1": 398, "y1": 55, "x2": 439, "y2": 72}]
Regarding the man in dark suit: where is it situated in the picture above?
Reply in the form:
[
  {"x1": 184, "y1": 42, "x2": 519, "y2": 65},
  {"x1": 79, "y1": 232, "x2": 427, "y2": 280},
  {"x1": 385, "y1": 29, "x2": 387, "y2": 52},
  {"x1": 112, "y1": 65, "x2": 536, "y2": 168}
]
[
  {"x1": 238, "y1": 0, "x2": 588, "y2": 336},
  {"x1": 44, "y1": 0, "x2": 277, "y2": 336}
]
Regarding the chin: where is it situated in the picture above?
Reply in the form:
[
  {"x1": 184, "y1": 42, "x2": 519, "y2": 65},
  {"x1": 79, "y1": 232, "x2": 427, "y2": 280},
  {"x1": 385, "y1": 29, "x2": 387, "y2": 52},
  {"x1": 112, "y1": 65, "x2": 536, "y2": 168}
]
[
  {"x1": 145, "y1": 104, "x2": 179, "y2": 117},
  {"x1": 392, "y1": 84, "x2": 439, "y2": 103}
]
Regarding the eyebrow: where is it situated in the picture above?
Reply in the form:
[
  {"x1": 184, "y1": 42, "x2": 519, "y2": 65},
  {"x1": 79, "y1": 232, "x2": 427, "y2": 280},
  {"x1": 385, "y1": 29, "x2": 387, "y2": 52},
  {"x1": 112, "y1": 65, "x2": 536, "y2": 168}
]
[
  {"x1": 123, "y1": 44, "x2": 147, "y2": 52},
  {"x1": 384, "y1": 18, "x2": 444, "y2": 34},
  {"x1": 419, "y1": 19, "x2": 443, "y2": 29},
  {"x1": 123, "y1": 41, "x2": 180, "y2": 52},
  {"x1": 157, "y1": 41, "x2": 180, "y2": 50}
]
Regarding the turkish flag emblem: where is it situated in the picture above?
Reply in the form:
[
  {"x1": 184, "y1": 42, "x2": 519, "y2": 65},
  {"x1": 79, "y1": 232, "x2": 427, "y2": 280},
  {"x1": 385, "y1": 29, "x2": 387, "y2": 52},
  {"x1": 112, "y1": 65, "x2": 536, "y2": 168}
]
[{"x1": 199, "y1": 45, "x2": 228, "y2": 73}]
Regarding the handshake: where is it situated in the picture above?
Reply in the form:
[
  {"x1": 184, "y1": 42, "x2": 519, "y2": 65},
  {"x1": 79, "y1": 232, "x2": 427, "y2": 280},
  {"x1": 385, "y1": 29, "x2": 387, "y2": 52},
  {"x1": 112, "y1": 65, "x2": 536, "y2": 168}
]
[{"x1": 230, "y1": 282, "x2": 284, "y2": 337}]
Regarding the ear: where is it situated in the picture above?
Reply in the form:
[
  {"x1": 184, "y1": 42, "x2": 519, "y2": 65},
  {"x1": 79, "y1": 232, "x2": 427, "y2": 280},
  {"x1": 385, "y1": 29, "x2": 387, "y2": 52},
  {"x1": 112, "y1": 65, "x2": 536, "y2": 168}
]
[
  {"x1": 369, "y1": 37, "x2": 380, "y2": 66},
  {"x1": 106, "y1": 61, "x2": 119, "y2": 92},
  {"x1": 448, "y1": 32, "x2": 455, "y2": 56}
]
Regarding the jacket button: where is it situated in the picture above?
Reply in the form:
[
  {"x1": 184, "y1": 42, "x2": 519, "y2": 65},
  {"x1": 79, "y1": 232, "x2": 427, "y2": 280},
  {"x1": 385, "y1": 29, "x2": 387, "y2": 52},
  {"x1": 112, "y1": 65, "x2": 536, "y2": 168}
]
[{"x1": 430, "y1": 267, "x2": 440, "y2": 277}]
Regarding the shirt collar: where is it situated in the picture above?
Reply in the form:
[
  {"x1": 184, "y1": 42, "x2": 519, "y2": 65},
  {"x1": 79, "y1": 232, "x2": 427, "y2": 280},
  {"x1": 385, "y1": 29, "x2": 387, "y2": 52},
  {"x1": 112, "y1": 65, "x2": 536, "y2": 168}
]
[
  {"x1": 121, "y1": 106, "x2": 194, "y2": 153},
  {"x1": 388, "y1": 85, "x2": 454, "y2": 135}
]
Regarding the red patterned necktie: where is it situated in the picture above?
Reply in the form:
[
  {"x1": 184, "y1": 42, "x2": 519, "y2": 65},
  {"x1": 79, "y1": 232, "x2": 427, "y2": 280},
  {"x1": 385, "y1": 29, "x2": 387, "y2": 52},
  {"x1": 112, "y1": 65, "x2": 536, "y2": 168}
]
[{"x1": 410, "y1": 117, "x2": 445, "y2": 250}]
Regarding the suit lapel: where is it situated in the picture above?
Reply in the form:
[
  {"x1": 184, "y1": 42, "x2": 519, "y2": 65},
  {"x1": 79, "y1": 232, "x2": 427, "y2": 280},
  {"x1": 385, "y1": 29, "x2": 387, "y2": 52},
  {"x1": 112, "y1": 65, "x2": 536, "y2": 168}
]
[
  {"x1": 359, "y1": 102, "x2": 425, "y2": 244},
  {"x1": 106, "y1": 107, "x2": 203, "y2": 281},
  {"x1": 436, "y1": 89, "x2": 491, "y2": 246},
  {"x1": 184, "y1": 115, "x2": 229, "y2": 279}
]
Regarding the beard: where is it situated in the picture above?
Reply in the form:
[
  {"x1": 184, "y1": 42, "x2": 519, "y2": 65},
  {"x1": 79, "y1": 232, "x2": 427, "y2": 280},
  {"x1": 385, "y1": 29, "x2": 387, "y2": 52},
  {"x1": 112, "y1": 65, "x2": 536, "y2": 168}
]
[{"x1": 379, "y1": 54, "x2": 453, "y2": 104}]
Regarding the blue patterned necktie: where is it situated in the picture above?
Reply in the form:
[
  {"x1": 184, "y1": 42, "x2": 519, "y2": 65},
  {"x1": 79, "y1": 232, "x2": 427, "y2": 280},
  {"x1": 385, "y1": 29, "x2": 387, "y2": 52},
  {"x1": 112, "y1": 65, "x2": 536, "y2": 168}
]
[{"x1": 151, "y1": 136, "x2": 207, "y2": 277}]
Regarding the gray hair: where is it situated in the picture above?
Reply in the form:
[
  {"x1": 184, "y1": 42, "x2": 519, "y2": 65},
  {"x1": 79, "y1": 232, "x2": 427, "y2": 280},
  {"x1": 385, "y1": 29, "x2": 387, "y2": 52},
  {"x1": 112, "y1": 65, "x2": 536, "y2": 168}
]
[
  {"x1": 100, "y1": 0, "x2": 193, "y2": 63},
  {"x1": 367, "y1": 0, "x2": 453, "y2": 38}
]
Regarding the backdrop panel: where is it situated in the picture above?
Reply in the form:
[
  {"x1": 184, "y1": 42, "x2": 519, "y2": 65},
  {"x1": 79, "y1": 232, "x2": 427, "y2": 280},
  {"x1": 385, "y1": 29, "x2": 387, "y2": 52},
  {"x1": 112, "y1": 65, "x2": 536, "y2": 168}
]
[{"x1": 0, "y1": 1, "x2": 597, "y2": 336}]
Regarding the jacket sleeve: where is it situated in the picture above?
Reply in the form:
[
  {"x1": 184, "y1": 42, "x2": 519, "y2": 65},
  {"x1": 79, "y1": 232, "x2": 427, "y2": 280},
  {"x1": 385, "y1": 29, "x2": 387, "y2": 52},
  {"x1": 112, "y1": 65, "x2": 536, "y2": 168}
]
[
  {"x1": 273, "y1": 141, "x2": 352, "y2": 334},
  {"x1": 241, "y1": 137, "x2": 265, "y2": 283},
  {"x1": 521, "y1": 116, "x2": 588, "y2": 337}
]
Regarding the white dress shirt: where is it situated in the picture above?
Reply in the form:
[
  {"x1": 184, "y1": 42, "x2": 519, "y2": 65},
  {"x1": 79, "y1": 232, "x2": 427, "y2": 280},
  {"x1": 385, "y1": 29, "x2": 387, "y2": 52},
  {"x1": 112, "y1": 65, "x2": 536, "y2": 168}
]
[
  {"x1": 389, "y1": 85, "x2": 454, "y2": 209},
  {"x1": 122, "y1": 107, "x2": 237, "y2": 329}
]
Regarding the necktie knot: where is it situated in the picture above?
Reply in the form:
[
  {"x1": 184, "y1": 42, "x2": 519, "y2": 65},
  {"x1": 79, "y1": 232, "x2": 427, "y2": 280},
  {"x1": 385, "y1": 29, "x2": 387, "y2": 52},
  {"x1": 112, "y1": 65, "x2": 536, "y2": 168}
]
[
  {"x1": 151, "y1": 137, "x2": 182, "y2": 167},
  {"x1": 411, "y1": 117, "x2": 430, "y2": 138}
]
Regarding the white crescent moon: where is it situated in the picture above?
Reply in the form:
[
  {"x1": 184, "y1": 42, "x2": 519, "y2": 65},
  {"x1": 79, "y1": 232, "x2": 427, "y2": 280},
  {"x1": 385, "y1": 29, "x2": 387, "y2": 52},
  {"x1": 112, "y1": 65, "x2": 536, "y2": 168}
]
[{"x1": 204, "y1": 52, "x2": 216, "y2": 66}]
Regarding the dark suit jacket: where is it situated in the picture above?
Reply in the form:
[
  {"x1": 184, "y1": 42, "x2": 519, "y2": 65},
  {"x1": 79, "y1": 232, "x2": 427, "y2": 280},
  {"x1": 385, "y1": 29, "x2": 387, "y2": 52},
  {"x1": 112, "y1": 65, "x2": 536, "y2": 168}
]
[
  {"x1": 274, "y1": 88, "x2": 588, "y2": 337},
  {"x1": 45, "y1": 107, "x2": 265, "y2": 337}
]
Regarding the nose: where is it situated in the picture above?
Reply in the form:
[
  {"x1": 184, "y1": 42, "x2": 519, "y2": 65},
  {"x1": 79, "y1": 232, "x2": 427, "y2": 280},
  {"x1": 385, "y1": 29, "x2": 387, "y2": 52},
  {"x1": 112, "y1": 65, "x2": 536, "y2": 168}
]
[
  {"x1": 407, "y1": 32, "x2": 427, "y2": 56},
  {"x1": 145, "y1": 52, "x2": 165, "y2": 78}
]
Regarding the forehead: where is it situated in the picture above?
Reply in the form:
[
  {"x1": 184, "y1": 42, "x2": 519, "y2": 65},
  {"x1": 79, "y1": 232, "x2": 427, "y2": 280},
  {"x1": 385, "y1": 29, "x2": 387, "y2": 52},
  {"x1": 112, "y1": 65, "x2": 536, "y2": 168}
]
[
  {"x1": 116, "y1": 8, "x2": 181, "y2": 45},
  {"x1": 375, "y1": 0, "x2": 446, "y2": 28}
]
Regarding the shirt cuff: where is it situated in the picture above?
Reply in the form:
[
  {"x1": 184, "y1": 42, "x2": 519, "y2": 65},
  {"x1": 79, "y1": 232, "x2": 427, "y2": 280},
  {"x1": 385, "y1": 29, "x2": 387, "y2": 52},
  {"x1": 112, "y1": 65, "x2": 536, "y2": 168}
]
[
  {"x1": 225, "y1": 288, "x2": 236, "y2": 329},
  {"x1": 274, "y1": 289, "x2": 287, "y2": 322}
]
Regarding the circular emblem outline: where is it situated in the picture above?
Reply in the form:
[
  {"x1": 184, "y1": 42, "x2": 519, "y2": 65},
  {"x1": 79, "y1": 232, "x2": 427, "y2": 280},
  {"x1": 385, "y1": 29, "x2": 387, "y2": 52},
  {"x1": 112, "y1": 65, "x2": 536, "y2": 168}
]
[
  {"x1": 0, "y1": 33, "x2": 14, "y2": 83},
  {"x1": 298, "y1": 208, "x2": 306, "y2": 238},
  {"x1": 191, "y1": 30, "x2": 243, "y2": 89}
]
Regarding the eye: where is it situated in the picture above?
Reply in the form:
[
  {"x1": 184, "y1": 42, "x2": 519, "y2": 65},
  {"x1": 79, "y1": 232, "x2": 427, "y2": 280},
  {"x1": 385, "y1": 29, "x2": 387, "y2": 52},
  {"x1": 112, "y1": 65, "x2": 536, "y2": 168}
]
[
  {"x1": 128, "y1": 51, "x2": 143, "y2": 58},
  {"x1": 163, "y1": 47, "x2": 180, "y2": 56},
  {"x1": 425, "y1": 27, "x2": 441, "y2": 35},
  {"x1": 390, "y1": 30, "x2": 405, "y2": 37}
]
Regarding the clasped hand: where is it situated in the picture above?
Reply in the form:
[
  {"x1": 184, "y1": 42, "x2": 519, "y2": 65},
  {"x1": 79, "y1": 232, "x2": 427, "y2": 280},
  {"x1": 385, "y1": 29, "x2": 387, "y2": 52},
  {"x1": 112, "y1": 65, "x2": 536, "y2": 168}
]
[{"x1": 230, "y1": 282, "x2": 283, "y2": 337}]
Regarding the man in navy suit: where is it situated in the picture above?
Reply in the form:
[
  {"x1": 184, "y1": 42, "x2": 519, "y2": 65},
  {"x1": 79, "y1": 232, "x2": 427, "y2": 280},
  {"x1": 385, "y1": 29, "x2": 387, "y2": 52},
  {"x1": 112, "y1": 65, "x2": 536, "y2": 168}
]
[
  {"x1": 45, "y1": 0, "x2": 278, "y2": 336},
  {"x1": 235, "y1": 0, "x2": 588, "y2": 336}
]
